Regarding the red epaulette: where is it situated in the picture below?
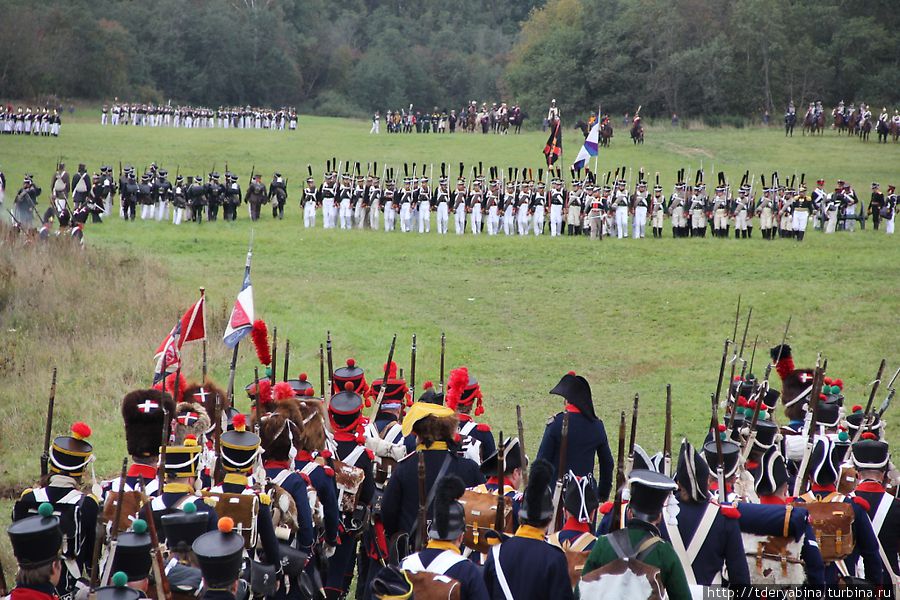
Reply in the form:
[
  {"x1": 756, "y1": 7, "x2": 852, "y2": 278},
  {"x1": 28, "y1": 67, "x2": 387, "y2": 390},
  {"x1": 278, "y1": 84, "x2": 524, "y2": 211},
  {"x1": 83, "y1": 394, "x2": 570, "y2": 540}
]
[
  {"x1": 365, "y1": 448, "x2": 374, "y2": 460},
  {"x1": 323, "y1": 466, "x2": 335, "y2": 478},
  {"x1": 599, "y1": 501, "x2": 614, "y2": 515},
  {"x1": 476, "y1": 423, "x2": 491, "y2": 432},
  {"x1": 852, "y1": 496, "x2": 871, "y2": 512},
  {"x1": 299, "y1": 472, "x2": 312, "y2": 485},
  {"x1": 719, "y1": 504, "x2": 741, "y2": 519}
]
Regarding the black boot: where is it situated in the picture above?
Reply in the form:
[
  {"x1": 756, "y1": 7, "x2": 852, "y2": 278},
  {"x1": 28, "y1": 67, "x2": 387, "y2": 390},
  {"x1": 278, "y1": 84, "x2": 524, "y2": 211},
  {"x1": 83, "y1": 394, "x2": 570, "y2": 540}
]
[{"x1": 747, "y1": 227, "x2": 752, "y2": 238}]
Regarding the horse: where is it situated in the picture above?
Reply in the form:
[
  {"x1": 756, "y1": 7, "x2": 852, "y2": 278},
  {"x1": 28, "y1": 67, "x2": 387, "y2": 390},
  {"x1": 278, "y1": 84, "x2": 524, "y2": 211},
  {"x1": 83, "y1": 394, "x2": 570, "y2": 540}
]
[
  {"x1": 860, "y1": 116, "x2": 872, "y2": 142},
  {"x1": 847, "y1": 110, "x2": 861, "y2": 136},
  {"x1": 465, "y1": 110, "x2": 476, "y2": 133},
  {"x1": 599, "y1": 121, "x2": 613, "y2": 147},
  {"x1": 574, "y1": 120, "x2": 589, "y2": 138},
  {"x1": 630, "y1": 118, "x2": 644, "y2": 144},
  {"x1": 876, "y1": 119, "x2": 890, "y2": 143},
  {"x1": 784, "y1": 112, "x2": 797, "y2": 137},
  {"x1": 891, "y1": 120, "x2": 900, "y2": 142},
  {"x1": 832, "y1": 109, "x2": 846, "y2": 134},
  {"x1": 802, "y1": 111, "x2": 816, "y2": 136},
  {"x1": 497, "y1": 110, "x2": 509, "y2": 134}
]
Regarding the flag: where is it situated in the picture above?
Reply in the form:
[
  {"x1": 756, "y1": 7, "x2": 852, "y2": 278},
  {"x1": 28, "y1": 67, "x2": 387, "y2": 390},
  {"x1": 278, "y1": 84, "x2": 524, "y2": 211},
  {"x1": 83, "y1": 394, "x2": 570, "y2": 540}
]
[
  {"x1": 573, "y1": 121, "x2": 600, "y2": 171},
  {"x1": 543, "y1": 119, "x2": 563, "y2": 166},
  {"x1": 153, "y1": 297, "x2": 206, "y2": 379},
  {"x1": 223, "y1": 248, "x2": 254, "y2": 348}
]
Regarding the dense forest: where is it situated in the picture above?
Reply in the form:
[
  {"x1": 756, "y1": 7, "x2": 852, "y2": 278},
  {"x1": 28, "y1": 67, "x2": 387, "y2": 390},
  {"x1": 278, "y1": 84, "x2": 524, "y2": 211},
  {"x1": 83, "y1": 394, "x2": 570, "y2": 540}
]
[{"x1": 1, "y1": 0, "x2": 898, "y2": 122}]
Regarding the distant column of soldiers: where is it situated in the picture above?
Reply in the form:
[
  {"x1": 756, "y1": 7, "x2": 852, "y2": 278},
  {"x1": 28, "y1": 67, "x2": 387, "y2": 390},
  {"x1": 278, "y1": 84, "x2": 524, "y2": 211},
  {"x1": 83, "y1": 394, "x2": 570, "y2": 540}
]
[
  {"x1": 101, "y1": 103, "x2": 298, "y2": 131},
  {"x1": 5, "y1": 313, "x2": 900, "y2": 600},
  {"x1": 381, "y1": 103, "x2": 524, "y2": 135},
  {"x1": 1, "y1": 107, "x2": 62, "y2": 136}
]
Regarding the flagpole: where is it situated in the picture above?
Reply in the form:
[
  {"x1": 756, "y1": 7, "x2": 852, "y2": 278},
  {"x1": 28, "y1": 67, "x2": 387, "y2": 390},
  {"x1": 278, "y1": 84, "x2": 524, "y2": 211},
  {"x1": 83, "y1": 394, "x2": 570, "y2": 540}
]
[
  {"x1": 225, "y1": 237, "x2": 253, "y2": 409},
  {"x1": 200, "y1": 287, "x2": 207, "y2": 382},
  {"x1": 594, "y1": 104, "x2": 601, "y2": 176}
]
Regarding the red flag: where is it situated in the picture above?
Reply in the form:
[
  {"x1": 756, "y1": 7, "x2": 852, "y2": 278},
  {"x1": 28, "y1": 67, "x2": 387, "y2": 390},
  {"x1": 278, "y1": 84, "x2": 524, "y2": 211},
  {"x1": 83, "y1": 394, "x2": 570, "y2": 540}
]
[
  {"x1": 154, "y1": 297, "x2": 206, "y2": 376},
  {"x1": 543, "y1": 119, "x2": 563, "y2": 166}
]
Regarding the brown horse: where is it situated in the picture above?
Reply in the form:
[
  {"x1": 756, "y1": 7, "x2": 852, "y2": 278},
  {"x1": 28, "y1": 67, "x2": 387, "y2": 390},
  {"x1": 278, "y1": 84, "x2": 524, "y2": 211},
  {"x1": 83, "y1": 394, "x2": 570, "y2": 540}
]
[
  {"x1": 860, "y1": 116, "x2": 872, "y2": 141},
  {"x1": 630, "y1": 117, "x2": 644, "y2": 144},
  {"x1": 600, "y1": 121, "x2": 613, "y2": 147},
  {"x1": 847, "y1": 109, "x2": 861, "y2": 136},
  {"x1": 832, "y1": 109, "x2": 847, "y2": 133},
  {"x1": 802, "y1": 111, "x2": 819, "y2": 135},
  {"x1": 891, "y1": 120, "x2": 900, "y2": 142}
]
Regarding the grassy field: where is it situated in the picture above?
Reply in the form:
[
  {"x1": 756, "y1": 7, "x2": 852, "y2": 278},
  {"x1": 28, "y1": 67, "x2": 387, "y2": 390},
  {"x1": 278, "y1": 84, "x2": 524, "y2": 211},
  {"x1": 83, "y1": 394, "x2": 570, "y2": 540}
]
[{"x1": 1, "y1": 116, "x2": 899, "y2": 572}]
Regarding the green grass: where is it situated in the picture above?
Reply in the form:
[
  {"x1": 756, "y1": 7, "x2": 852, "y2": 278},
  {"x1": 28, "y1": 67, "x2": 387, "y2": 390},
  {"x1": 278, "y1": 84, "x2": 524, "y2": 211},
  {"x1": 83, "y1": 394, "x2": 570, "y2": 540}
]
[{"x1": 1, "y1": 117, "x2": 899, "y2": 574}]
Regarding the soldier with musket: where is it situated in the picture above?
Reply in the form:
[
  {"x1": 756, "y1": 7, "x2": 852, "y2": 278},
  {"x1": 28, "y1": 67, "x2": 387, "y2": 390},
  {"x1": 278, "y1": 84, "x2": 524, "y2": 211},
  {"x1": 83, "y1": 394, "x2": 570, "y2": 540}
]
[{"x1": 6, "y1": 503, "x2": 66, "y2": 600}]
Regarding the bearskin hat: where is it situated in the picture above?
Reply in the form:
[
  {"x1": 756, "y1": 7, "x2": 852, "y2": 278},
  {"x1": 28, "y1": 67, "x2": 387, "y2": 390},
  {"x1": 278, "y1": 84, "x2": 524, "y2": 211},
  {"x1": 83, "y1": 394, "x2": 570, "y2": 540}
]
[
  {"x1": 429, "y1": 475, "x2": 466, "y2": 540},
  {"x1": 172, "y1": 401, "x2": 211, "y2": 446},
  {"x1": 122, "y1": 389, "x2": 176, "y2": 458},
  {"x1": 519, "y1": 459, "x2": 555, "y2": 524},
  {"x1": 183, "y1": 379, "x2": 228, "y2": 435}
]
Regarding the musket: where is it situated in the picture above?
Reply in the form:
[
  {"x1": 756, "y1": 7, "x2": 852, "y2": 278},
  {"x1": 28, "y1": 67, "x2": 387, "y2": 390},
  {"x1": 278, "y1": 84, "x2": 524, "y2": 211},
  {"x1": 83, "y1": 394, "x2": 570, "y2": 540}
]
[
  {"x1": 283, "y1": 339, "x2": 291, "y2": 382},
  {"x1": 40, "y1": 367, "x2": 58, "y2": 477},
  {"x1": 610, "y1": 411, "x2": 627, "y2": 531},
  {"x1": 158, "y1": 407, "x2": 170, "y2": 491},
  {"x1": 416, "y1": 449, "x2": 427, "y2": 551},
  {"x1": 850, "y1": 359, "x2": 888, "y2": 445},
  {"x1": 410, "y1": 334, "x2": 417, "y2": 401},
  {"x1": 516, "y1": 405, "x2": 528, "y2": 487},
  {"x1": 326, "y1": 331, "x2": 334, "y2": 396},
  {"x1": 663, "y1": 385, "x2": 672, "y2": 477},
  {"x1": 200, "y1": 288, "x2": 208, "y2": 381},
  {"x1": 793, "y1": 353, "x2": 825, "y2": 496},
  {"x1": 319, "y1": 343, "x2": 326, "y2": 400},
  {"x1": 494, "y1": 434, "x2": 506, "y2": 533},
  {"x1": 271, "y1": 326, "x2": 278, "y2": 382},
  {"x1": 137, "y1": 475, "x2": 173, "y2": 600},
  {"x1": 439, "y1": 332, "x2": 446, "y2": 393},
  {"x1": 748, "y1": 335, "x2": 759, "y2": 376},
  {"x1": 876, "y1": 368, "x2": 899, "y2": 421},
  {"x1": 213, "y1": 394, "x2": 224, "y2": 484},
  {"x1": 548, "y1": 410, "x2": 569, "y2": 534},
  {"x1": 370, "y1": 335, "x2": 397, "y2": 420},
  {"x1": 711, "y1": 394, "x2": 727, "y2": 503},
  {"x1": 86, "y1": 517, "x2": 104, "y2": 600},
  {"x1": 626, "y1": 394, "x2": 639, "y2": 476},
  {"x1": 726, "y1": 306, "x2": 752, "y2": 430},
  {"x1": 101, "y1": 458, "x2": 129, "y2": 585},
  {"x1": 712, "y1": 339, "x2": 731, "y2": 425}
]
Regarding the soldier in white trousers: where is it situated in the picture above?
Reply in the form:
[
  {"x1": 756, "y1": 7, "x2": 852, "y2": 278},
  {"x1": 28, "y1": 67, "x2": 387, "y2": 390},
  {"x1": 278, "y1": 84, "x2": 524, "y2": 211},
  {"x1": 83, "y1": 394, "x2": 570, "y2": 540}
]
[
  {"x1": 549, "y1": 178, "x2": 565, "y2": 236},
  {"x1": 338, "y1": 174, "x2": 353, "y2": 229},
  {"x1": 417, "y1": 179, "x2": 431, "y2": 233},
  {"x1": 470, "y1": 181, "x2": 483, "y2": 234},
  {"x1": 453, "y1": 180, "x2": 467, "y2": 234},
  {"x1": 303, "y1": 178, "x2": 318, "y2": 227},
  {"x1": 791, "y1": 185, "x2": 813, "y2": 241},
  {"x1": 368, "y1": 179, "x2": 381, "y2": 230},
  {"x1": 435, "y1": 178, "x2": 450, "y2": 234},
  {"x1": 503, "y1": 181, "x2": 517, "y2": 235},
  {"x1": 632, "y1": 180, "x2": 649, "y2": 238},
  {"x1": 612, "y1": 180, "x2": 629, "y2": 238},
  {"x1": 650, "y1": 181, "x2": 666, "y2": 238},
  {"x1": 885, "y1": 186, "x2": 896, "y2": 234},
  {"x1": 399, "y1": 179, "x2": 414, "y2": 232},
  {"x1": 486, "y1": 180, "x2": 500, "y2": 235},
  {"x1": 383, "y1": 182, "x2": 397, "y2": 231},
  {"x1": 532, "y1": 181, "x2": 547, "y2": 235},
  {"x1": 517, "y1": 181, "x2": 532, "y2": 235}
]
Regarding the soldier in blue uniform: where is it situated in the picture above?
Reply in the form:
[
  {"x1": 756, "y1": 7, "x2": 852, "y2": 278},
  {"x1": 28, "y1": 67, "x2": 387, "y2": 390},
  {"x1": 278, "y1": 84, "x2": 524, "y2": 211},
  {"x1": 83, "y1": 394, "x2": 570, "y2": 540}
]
[
  {"x1": 661, "y1": 441, "x2": 749, "y2": 587},
  {"x1": 536, "y1": 371, "x2": 614, "y2": 500},
  {"x1": 703, "y1": 438, "x2": 742, "y2": 503},
  {"x1": 794, "y1": 437, "x2": 882, "y2": 585},
  {"x1": 108, "y1": 519, "x2": 153, "y2": 595},
  {"x1": 399, "y1": 475, "x2": 490, "y2": 600},
  {"x1": 104, "y1": 389, "x2": 177, "y2": 499},
  {"x1": 161, "y1": 506, "x2": 207, "y2": 596},
  {"x1": 13, "y1": 423, "x2": 99, "y2": 600},
  {"x1": 445, "y1": 366, "x2": 495, "y2": 462},
  {"x1": 6, "y1": 503, "x2": 65, "y2": 600},
  {"x1": 582, "y1": 470, "x2": 691, "y2": 600},
  {"x1": 473, "y1": 437, "x2": 526, "y2": 530},
  {"x1": 206, "y1": 418, "x2": 281, "y2": 582},
  {"x1": 146, "y1": 437, "x2": 217, "y2": 539},
  {"x1": 324, "y1": 385, "x2": 376, "y2": 599},
  {"x1": 849, "y1": 436, "x2": 900, "y2": 586},
  {"x1": 548, "y1": 472, "x2": 599, "y2": 551},
  {"x1": 483, "y1": 459, "x2": 573, "y2": 600},
  {"x1": 381, "y1": 402, "x2": 484, "y2": 541},
  {"x1": 742, "y1": 446, "x2": 825, "y2": 585},
  {"x1": 192, "y1": 517, "x2": 246, "y2": 600}
]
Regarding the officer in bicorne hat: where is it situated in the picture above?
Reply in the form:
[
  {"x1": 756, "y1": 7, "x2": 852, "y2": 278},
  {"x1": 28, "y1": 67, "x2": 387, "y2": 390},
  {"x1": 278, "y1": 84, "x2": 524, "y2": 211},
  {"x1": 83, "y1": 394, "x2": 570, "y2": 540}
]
[
  {"x1": 446, "y1": 367, "x2": 495, "y2": 463},
  {"x1": 13, "y1": 423, "x2": 99, "y2": 600},
  {"x1": 483, "y1": 459, "x2": 573, "y2": 600},
  {"x1": 398, "y1": 475, "x2": 490, "y2": 600},
  {"x1": 582, "y1": 470, "x2": 691, "y2": 600},
  {"x1": 7, "y1": 503, "x2": 65, "y2": 600},
  {"x1": 192, "y1": 517, "x2": 246, "y2": 600},
  {"x1": 381, "y1": 402, "x2": 484, "y2": 541},
  {"x1": 849, "y1": 435, "x2": 900, "y2": 585},
  {"x1": 661, "y1": 441, "x2": 749, "y2": 587},
  {"x1": 536, "y1": 372, "x2": 614, "y2": 500}
]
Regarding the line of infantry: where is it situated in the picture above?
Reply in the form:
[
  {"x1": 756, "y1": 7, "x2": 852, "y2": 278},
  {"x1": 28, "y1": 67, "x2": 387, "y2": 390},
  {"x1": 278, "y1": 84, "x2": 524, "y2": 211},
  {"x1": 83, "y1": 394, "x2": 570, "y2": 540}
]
[
  {"x1": 4, "y1": 314, "x2": 900, "y2": 599},
  {"x1": 5, "y1": 161, "x2": 896, "y2": 241},
  {"x1": 100, "y1": 103, "x2": 298, "y2": 131}
]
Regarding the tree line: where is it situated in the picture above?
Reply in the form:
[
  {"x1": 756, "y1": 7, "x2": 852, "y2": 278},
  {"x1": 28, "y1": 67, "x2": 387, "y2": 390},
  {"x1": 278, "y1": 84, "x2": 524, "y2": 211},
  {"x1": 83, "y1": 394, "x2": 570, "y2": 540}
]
[{"x1": 1, "y1": 0, "x2": 897, "y2": 124}]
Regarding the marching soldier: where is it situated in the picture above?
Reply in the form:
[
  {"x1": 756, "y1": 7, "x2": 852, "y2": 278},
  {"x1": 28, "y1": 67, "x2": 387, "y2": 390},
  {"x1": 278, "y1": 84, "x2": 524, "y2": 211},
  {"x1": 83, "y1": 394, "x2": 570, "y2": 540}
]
[
  {"x1": 106, "y1": 518, "x2": 153, "y2": 595},
  {"x1": 446, "y1": 367, "x2": 495, "y2": 462},
  {"x1": 631, "y1": 178, "x2": 649, "y2": 238},
  {"x1": 13, "y1": 423, "x2": 99, "y2": 600},
  {"x1": 711, "y1": 174, "x2": 728, "y2": 237},
  {"x1": 483, "y1": 459, "x2": 574, "y2": 600},
  {"x1": 757, "y1": 183, "x2": 777, "y2": 240},
  {"x1": 702, "y1": 439, "x2": 741, "y2": 502},
  {"x1": 205, "y1": 172, "x2": 223, "y2": 222},
  {"x1": 470, "y1": 179, "x2": 484, "y2": 235},
  {"x1": 435, "y1": 175, "x2": 451, "y2": 234},
  {"x1": 650, "y1": 177, "x2": 666, "y2": 238},
  {"x1": 453, "y1": 176, "x2": 467, "y2": 235},
  {"x1": 192, "y1": 517, "x2": 247, "y2": 600},
  {"x1": 486, "y1": 178, "x2": 501, "y2": 235},
  {"x1": 777, "y1": 183, "x2": 793, "y2": 238},
  {"x1": 849, "y1": 435, "x2": 900, "y2": 585},
  {"x1": 6, "y1": 503, "x2": 66, "y2": 600},
  {"x1": 503, "y1": 178, "x2": 518, "y2": 235},
  {"x1": 612, "y1": 177, "x2": 629, "y2": 239},
  {"x1": 399, "y1": 475, "x2": 491, "y2": 600},
  {"x1": 324, "y1": 385, "x2": 375, "y2": 600},
  {"x1": 319, "y1": 169, "x2": 337, "y2": 229},
  {"x1": 416, "y1": 176, "x2": 432, "y2": 233},
  {"x1": 669, "y1": 173, "x2": 688, "y2": 238},
  {"x1": 303, "y1": 174, "x2": 318, "y2": 228},
  {"x1": 566, "y1": 177, "x2": 583, "y2": 236},
  {"x1": 383, "y1": 177, "x2": 397, "y2": 231},
  {"x1": 548, "y1": 472, "x2": 599, "y2": 552},
  {"x1": 399, "y1": 177, "x2": 414, "y2": 233},
  {"x1": 339, "y1": 173, "x2": 353, "y2": 230},
  {"x1": 660, "y1": 441, "x2": 749, "y2": 589},
  {"x1": 147, "y1": 436, "x2": 218, "y2": 537},
  {"x1": 517, "y1": 178, "x2": 532, "y2": 235},
  {"x1": 186, "y1": 175, "x2": 206, "y2": 224},
  {"x1": 791, "y1": 183, "x2": 814, "y2": 241},
  {"x1": 688, "y1": 183, "x2": 707, "y2": 238},
  {"x1": 886, "y1": 185, "x2": 896, "y2": 234},
  {"x1": 732, "y1": 179, "x2": 751, "y2": 238},
  {"x1": 536, "y1": 372, "x2": 614, "y2": 499},
  {"x1": 243, "y1": 174, "x2": 267, "y2": 222},
  {"x1": 368, "y1": 174, "x2": 382, "y2": 230},
  {"x1": 223, "y1": 173, "x2": 241, "y2": 222},
  {"x1": 531, "y1": 179, "x2": 547, "y2": 235},
  {"x1": 353, "y1": 175, "x2": 367, "y2": 229},
  {"x1": 812, "y1": 177, "x2": 827, "y2": 229},
  {"x1": 869, "y1": 182, "x2": 885, "y2": 231},
  {"x1": 160, "y1": 506, "x2": 207, "y2": 595},
  {"x1": 268, "y1": 172, "x2": 287, "y2": 220},
  {"x1": 137, "y1": 174, "x2": 154, "y2": 221},
  {"x1": 381, "y1": 402, "x2": 484, "y2": 541},
  {"x1": 172, "y1": 176, "x2": 187, "y2": 225},
  {"x1": 154, "y1": 169, "x2": 172, "y2": 222},
  {"x1": 824, "y1": 186, "x2": 842, "y2": 233},
  {"x1": 549, "y1": 177, "x2": 565, "y2": 237}
]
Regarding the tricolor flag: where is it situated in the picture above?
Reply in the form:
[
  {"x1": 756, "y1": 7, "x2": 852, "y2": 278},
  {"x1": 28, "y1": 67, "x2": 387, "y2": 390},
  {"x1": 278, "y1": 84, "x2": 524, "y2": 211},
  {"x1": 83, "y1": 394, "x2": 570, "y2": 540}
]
[
  {"x1": 543, "y1": 118, "x2": 563, "y2": 166},
  {"x1": 573, "y1": 121, "x2": 600, "y2": 171},
  {"x1": 223, "y1": 247, "x2": 254, "y2": 348},
  {"x1": 154, "y1": 297, "x2": 206, "y2": 380}
]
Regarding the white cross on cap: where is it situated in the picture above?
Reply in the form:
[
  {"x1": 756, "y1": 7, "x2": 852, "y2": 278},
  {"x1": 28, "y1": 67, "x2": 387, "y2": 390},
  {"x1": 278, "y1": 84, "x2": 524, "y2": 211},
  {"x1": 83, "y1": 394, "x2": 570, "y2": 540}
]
[
  {"x1": 799, "y1": 373, "x2": 813, "y2": 383},
  {"x1": 137, "y1": 399, "x2": 159, "y2": 413},
  {"x1": 194, "y1": 387, "x2": 210, "y2": 403}
]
